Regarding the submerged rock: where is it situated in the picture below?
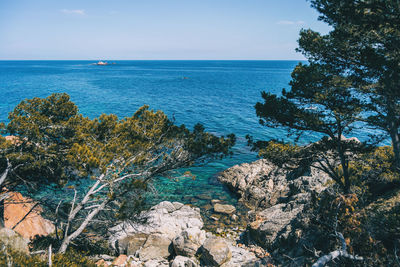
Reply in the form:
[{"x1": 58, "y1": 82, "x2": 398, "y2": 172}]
[{"x1": 213, "y1": 203, "x2": 236, "y2": 215}]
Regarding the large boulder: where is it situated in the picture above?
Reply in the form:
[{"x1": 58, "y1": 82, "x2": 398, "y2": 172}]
[
  {"x1": 172, "y1": 227, "x2": 206, "y2": 257},
  {"x1": 0, "y1": 228, "x2": 29, "y2": 254},
  {"x1": 137, "y1": 233, "x2": 172, "y2": 261},
  {"x1": 120, "y1": 233, "x2": 149, "y2": 256},
  {"x1": 218, "y1": 159, "x2": 278, "y2": 208},
  {"x1": 248, "y1": 194, "x2": 308, "y2": 249},
  {"x1": 109, "y1": 201, "x2": 203, "y2": 257},
  {"x1": 4, "y1": 192, "x2": 55, "y2": 239},
  {"x1": 200, "y1": 237, "x2": 232, "y2": 266}
]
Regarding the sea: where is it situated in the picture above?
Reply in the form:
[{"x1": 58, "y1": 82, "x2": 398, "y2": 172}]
[{"x1": 0, "y1": 60, "x2": 332, "y2": 225}]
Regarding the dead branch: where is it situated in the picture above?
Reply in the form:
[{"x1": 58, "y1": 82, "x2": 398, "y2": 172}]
[{"x1": 311, "y1": 232, "x2": 363, "y2": 267}]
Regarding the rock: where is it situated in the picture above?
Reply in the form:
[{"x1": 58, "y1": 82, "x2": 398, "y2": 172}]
[
  {"x1": 210, "y1": 216, "x2": 220, "y2": 221},
  {"x1": 95, "y1": 259, "x2": 108, "y2": 266},
  {"x1": 213, "y1": 203, "x2": 236, "y2": 215},
  {"x1": 224, "y1": 244, "x2": 263, "y2": 267},
  {"x1": 4, "y1": 192, "x2": 55, "y2": 239},
  {"x1": 143, "y1": 259, "x2": 169, "y2": 267},
  {"x1": 217, "y1": 157, "x2": 333, "y2": 265},
  {"x1": 218, "y1": 159, "x2": 277, "y2": 208},
  {"x1": 138, "y1": 233, "x2": 171, "y2": 261},
  {"x1": 0, "y1": 228, "x2": 29, "y2": 254},
  {"x1": 211, "y1": 199, "x2": 221, "y2": 205},
  {"x1": 230, "y1": 214, "x2": 238, "y2": 222},
  {"x1": 201, "y1": 237, "x2": 232, "y2": 266},
  {"x1": 112, "y1": 254, "x2": 127, "y2": 266},
  {"x1": 170, "y1": 256, "x2": 199, "y2": 267},
  {"x1": 118, "y1": 233, "x2": 148, "y2": 255},
  {"x1": 172, "y1": 227, "x2": 206, "y2": 257},
  {"x1": 196, "y1": 194, "x2": 212, "y2": 200},
  {"x1": 247, "y1": 193, "x2": 310, "y2": 251},
  {"x1": 109, "y1": 201, "x2": 203, "y2": 253},
  {"x1": 217, "y1": 159, "x2": 331, "y2": 209}
]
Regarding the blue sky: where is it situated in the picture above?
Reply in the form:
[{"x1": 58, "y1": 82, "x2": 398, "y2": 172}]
[{"x1": 0, "y1": 0, "x2": 331, "y2": 60}]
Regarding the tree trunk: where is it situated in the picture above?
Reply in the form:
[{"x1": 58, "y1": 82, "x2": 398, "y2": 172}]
[
  {"x1": 58, "y1": 199, "x2": 108, "y2": 254},
  {"x1": 387, "y1": 100, "x2": 400, "y2": 170},
  {"x1": 0, "y1": 198, "x2": 4, "y2": 228},
  {"x1": 389, "y1": 121, "x2": 400, "y2": 170},
  {"x1": 337, "y1": 133, "x2": 350, "y2": 193},
  {"x1": 0, "y1": 160, "x2": 11, "y2": 228}
]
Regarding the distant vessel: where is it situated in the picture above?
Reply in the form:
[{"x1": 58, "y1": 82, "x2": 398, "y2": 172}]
[{"x1": 94, "y1": 61, "x2": 108, "y2": 65}]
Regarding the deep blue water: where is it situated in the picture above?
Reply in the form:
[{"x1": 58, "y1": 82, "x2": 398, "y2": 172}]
[{"x1": 0, "y1": 60, "x2": 318, "y2": 209}]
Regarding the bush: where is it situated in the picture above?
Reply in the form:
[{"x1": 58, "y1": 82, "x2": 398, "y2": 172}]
[{"x1": 0, "y1": 246, "x2": 97, "y2": 267}]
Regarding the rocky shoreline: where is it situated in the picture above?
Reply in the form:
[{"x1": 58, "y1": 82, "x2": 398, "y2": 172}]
[
  {"x1": 1, "y1": 158, "x2": 334, "y2": 266},
  {"x1": 102, "y1": 158, "x2": 332, "y2": 266}
]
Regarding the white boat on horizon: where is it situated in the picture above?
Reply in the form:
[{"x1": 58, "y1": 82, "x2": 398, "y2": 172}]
[{"x1": 93, "y1": 61, "x2": 108, "y2": 65}]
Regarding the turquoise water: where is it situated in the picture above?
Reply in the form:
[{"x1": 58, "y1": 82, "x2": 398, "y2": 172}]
[{"x1": 0, "y1": 60, "x2": 314, "y2": 211}]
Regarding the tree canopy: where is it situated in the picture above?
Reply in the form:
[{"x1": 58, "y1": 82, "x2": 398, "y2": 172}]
[
  {"x1": 298, "y1": 0, "x2": 400, "y2": 169},
  {"x1": 0, "y1": 93, "x2": 236, "y2": 252},
  {"x1": 251, "y1": 62, "x2": 366, "y2": 193}
]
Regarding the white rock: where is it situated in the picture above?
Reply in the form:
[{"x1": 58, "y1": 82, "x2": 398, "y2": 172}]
[
  {"x1": 172, "y1": 227, "x2": 206, "y2": 257},
  {"x1": 109, "y1": 201, "x2": 203, "y2": 252},
  {"x1": 201, "y1": 237, "x2": 232, "y2": 266},
  {"x1": 170, "y1": 256, "x2": 199, "y2": 267}
]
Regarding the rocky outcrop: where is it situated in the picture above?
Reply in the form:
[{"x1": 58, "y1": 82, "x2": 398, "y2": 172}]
[
  {"x1": 218, "y1": 159, "x2": 330, "y2": 209},
  {"x1": 218, "y1": 159, "x2": 331, "y2": 255},
  {"x1": 0, "y1": 228, "x2": 29, "y2": 254},
  {"x1": 108, "y1": 201, "x2": 263, "y2": 266},
  {"x1": 4, "y1": 192, "x2": 55, "y2": 239},
  {"x1": 248, "y1": 194, "x2": 310, "y2": 250},
  {"x1": 109, "y1": 201, "x2": 203, "y2": 256}
]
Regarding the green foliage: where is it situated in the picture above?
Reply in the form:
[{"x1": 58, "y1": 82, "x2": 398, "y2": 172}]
[
  {"x1": 0, "y1": 93, "x2": 236, "y2": 254},
  {"x1": 3, "y1": 93, "x2": 85, "y2": 186},
  {"x1": 0, "y1": 247, "x2": 96, "y2": 267},
  {"x1": 1, "y1": 93, "x2": 235, "y2": 190},
  {"x1": 256, "y1": 140, "x2": 303, "y2": 168},
  {"x1": 349, "y1": 146, "x2": 400, "y2": 197},
  {"x1": 252, "y1": 70, "x2": 367, "y2": 192},
  {"x1": 68, "y1": 106, "x2": 235, "y2": 176},
  {"x1": 312, "y1": 191, "x2": 391, "y2": 266},
  {"x1": 302, "y1": 0, "x2": 400, "y2": 168}
]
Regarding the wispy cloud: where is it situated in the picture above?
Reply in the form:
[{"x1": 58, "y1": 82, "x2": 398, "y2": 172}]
[
  {"x1": 277, "y1": 20, "x2": 305, "y2": 25},
  {"x1": 61, "y1": 9, "x2": 86, "y2": 15}
]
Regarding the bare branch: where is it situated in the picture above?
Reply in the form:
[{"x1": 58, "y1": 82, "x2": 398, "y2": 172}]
[{"x1": 311, "y1": 232, "x2": 363, "y2": 267}]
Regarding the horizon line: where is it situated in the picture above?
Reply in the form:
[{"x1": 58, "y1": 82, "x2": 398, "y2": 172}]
[{"x1": 0, "y1": 59, "x2": 306, "y2": 61}]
